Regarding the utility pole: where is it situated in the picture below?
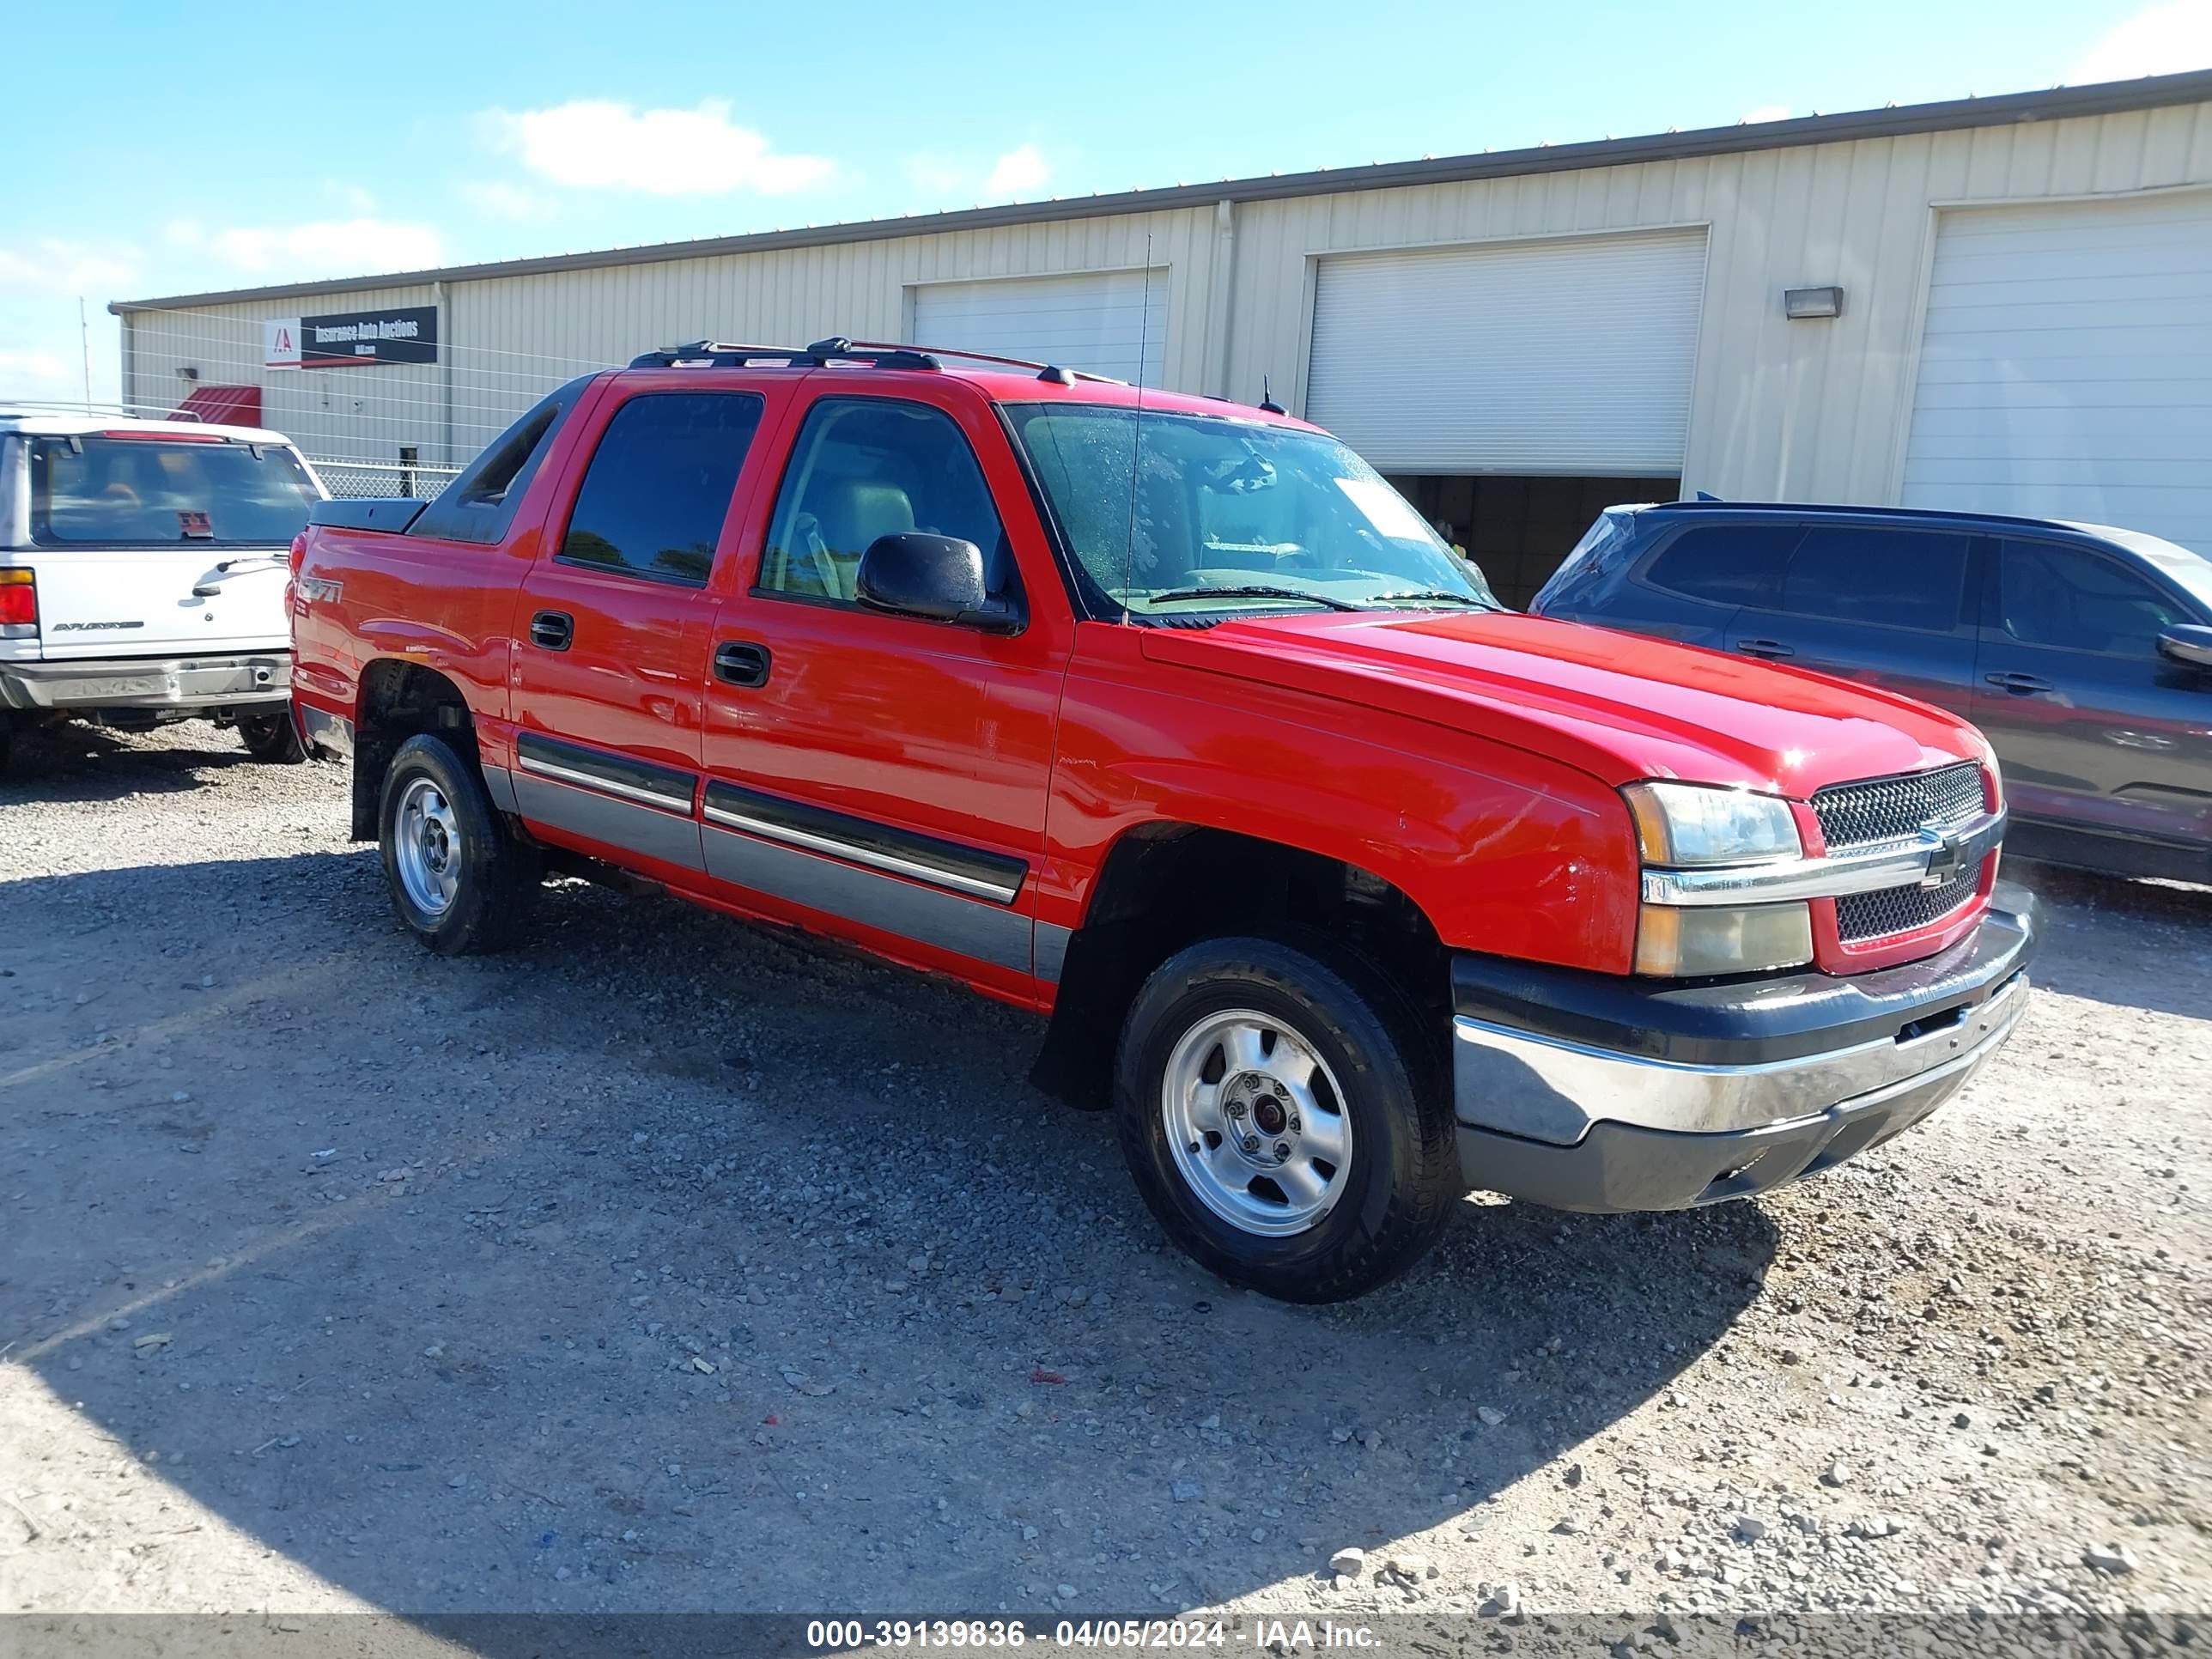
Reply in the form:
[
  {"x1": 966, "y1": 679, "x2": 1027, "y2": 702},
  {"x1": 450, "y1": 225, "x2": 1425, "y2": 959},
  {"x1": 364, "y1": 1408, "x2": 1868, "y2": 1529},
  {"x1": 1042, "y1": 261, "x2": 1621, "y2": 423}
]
[{"x1": 78, "y1": 297, "x2": 92, "y2": 407}]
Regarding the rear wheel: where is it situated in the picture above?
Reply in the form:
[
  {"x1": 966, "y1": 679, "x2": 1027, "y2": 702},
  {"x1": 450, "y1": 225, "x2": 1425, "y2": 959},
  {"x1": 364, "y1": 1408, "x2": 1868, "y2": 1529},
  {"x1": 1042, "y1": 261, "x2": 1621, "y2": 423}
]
[
  {"x1": 238, "y1": 710, "x2": 307, "y2": 763},
  {"x1": 377, "y1": 733, "x2": 538, "y2": 954},
  {"x1": 1114, "y1": 935, "x2": 1462, "y2": 1304}
]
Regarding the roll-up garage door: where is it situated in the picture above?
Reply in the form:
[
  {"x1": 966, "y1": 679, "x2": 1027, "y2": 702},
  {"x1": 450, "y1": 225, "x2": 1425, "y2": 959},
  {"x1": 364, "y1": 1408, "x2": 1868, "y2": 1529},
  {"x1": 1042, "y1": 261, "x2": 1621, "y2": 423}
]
[
  {"x1": 1304, "y1": 228, "x2": 1707, "y2": 473},
  {"x1": 910, "y1": 270, "x2": 1168, "y2": 385},
  {"x1": 1903, "y1": 191, "x2": 2212, "y2": 555}
]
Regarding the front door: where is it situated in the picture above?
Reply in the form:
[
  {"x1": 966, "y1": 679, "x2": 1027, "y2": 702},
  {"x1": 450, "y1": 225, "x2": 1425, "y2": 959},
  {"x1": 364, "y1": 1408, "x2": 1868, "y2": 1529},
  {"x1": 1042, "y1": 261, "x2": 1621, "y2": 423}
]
[
  {"x1": 509, "y1": 386, "x2": 773, "y2": 880},
  {"x1": 697, "y1": 387, "x2": 1071, "y2": 1002},
  {"x1": 1972, "y1": 535, "x2": 2212, "y2": 856},
  {"x1": 1727, "y1": 523, "x2": 1980, "y2": 720}
]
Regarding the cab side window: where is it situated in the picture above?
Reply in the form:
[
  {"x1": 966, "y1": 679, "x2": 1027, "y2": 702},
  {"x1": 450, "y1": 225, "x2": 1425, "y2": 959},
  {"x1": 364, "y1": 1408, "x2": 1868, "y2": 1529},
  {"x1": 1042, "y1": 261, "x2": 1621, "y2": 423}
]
[
  {"x1": 1781, "y1": 527, "x2": 1968, "y2": 633},
  {"x1": 758, "y1": 398, "x2": 1011, "y2": 604},
  {"x1": 1998, "y1": 539, "x2": 2184, "y2": 656},
  {"x1": 558, "y1": 392, "x2": 763, "y2": 586},
  {"x1": 412, "y1": 374, "x2": 591, "y2": 546}
]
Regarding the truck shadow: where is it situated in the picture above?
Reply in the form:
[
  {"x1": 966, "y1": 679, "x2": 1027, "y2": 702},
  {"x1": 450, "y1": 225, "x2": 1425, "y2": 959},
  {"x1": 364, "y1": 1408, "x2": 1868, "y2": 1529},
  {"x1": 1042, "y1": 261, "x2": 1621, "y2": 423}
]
[
  {"x1": 2, "y1": 851, "x2": 1771, "y2": 1626},
  {"x1": 0, "y1": 718, "x2": 268, "y2": 801}
]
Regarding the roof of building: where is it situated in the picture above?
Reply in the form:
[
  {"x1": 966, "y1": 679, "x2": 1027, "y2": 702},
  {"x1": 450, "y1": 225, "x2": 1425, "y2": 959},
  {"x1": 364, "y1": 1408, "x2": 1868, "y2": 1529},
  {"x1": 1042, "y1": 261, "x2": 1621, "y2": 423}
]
[{"x1": 111, "y1": 69, "x2": 2212, "y2": 315}]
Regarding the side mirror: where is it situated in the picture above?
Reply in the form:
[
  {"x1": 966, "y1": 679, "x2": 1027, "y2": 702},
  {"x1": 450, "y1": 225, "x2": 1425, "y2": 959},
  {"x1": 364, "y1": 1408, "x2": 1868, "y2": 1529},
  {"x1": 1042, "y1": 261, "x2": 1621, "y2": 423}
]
[
  {"x1": 2157, "y1": 623, "x2": 2212, "y2": 672},
  {"x1": 855, "y1": 532, "x2": 1022, "y2": 634}
]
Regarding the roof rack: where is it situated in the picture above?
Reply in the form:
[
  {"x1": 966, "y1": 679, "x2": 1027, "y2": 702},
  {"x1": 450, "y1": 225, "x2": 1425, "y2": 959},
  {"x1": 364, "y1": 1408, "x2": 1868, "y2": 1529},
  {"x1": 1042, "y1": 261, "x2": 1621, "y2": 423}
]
[
  {"x1": 853, "y1": 340, "x2": 1129, "y2": 386},
  {"x1": 628, "y1": 336, "x2": 1126, "y2": 385},
  {"x1": 0, "y1": 399, "x2": 203, "y2": 422},
  {"x1": 629, "y1": 337, "x2": 942, "y2": 371},
  {"x1": 1641, "y1": 497, "x2": 2098, "y2": 533}
]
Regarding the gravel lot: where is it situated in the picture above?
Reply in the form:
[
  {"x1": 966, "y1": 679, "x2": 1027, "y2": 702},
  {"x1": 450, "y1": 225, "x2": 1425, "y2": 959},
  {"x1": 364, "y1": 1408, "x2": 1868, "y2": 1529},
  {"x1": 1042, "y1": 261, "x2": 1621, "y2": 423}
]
[{"x1": 2, "y1": 720, "x2": 2206, "y2": 1641}]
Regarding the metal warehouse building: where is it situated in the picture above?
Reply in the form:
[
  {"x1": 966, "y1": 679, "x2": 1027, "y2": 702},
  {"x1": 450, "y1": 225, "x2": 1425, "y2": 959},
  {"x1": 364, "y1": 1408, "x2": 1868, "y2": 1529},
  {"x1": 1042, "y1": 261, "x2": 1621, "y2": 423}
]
[{"x1": 112, "y1": 70, "x2": 2212, "y2": 599}]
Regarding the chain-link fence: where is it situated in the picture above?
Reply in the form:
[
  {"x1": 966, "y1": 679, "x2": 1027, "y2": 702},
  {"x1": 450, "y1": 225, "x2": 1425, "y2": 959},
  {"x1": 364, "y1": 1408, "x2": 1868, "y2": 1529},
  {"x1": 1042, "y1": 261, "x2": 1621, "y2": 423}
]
[{"x1": 312, "y1": 458, "x2": 463, "y2": 501}]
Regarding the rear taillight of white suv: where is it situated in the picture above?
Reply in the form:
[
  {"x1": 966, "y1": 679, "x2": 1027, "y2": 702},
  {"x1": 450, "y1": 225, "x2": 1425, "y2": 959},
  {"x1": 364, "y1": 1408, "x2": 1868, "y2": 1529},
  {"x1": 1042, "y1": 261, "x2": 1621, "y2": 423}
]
[{"x1": 0, "y1": 568, "x2": 34, "y2": 639}]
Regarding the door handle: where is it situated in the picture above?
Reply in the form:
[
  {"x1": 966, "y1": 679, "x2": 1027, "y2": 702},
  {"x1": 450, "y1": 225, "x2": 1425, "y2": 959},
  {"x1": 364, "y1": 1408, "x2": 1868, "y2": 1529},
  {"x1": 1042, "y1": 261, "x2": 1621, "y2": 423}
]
[
  {"x1": 713, "y1": 640, "x2": 773, "y2": 688},
  {"x1": 1734, "y1": 637, "x2": 1795, "y2": 660},
  {"x1": 529, "y1": 611, "x2": 574, "y2": 652},
  {"x1": 1984, "y1": 671, "x2": 2053, "y2": 695}
]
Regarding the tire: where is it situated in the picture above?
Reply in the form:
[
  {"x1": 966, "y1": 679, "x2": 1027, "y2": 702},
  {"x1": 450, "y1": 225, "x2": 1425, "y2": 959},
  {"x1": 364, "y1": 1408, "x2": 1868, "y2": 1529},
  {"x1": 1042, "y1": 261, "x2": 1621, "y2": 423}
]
[
  {"x1": 1114, "y1": 934, "x2": 1462, "y2": 1304},
  {"x1": 238, "y1": 710, "x2": 307, "y2": 763},
  {"x1": 377, "y1": 732, "x2": 538, "y2": 955}
]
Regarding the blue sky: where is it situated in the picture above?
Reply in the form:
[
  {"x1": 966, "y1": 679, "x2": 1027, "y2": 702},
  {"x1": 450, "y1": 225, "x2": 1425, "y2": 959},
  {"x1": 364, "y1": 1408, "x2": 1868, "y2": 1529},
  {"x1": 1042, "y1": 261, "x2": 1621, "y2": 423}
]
[{"x1": 3, "y1": 0, "x2": 2204, "y2": 405}]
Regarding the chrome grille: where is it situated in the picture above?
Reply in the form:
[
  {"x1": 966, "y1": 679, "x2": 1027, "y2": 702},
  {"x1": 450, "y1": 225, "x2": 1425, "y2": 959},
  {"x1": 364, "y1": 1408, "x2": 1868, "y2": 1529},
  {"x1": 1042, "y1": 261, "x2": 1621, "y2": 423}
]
[
  {"x1": 1835, "y1": 857, "x2": 1984, "y2": 942},
  {"x1": 1812, "y1": 762, "x2": 1984, "y2": 850}
]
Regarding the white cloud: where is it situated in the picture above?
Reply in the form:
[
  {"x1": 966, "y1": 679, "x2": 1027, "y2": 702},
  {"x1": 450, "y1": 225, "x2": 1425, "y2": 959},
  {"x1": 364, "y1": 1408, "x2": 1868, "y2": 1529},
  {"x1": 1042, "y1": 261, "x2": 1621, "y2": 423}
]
[
  {"x1": 1739, "y1": 104, "x2": 1790, "y2": 124},
  {"x1": 2075, "y1": 0, "x2": 2212, "y2": 80},
  {"x1": 458, "y1": 180, "x2": 557, "y2": 221},
  {"x1": 168, "y1": 217, "x2": 444, "y2": 278},
  {"x1": 902, "y1": 153, "x2": 970, "y2": 196},
  {"x1": 0, "y1": 335, "x2": 117, "y2": 407},
  {"x1": 984, "y1": 144, "x2": 1049, "y2": 198},
  {"x1": 0, "y1": 346, "x2": 74, "y2": 389},
  {"x1": 487, "y1": 99, "x2": 834, "y2": 196},
  {"x1": 0, "y1": 238, "x2": 140, "y2": 297}
]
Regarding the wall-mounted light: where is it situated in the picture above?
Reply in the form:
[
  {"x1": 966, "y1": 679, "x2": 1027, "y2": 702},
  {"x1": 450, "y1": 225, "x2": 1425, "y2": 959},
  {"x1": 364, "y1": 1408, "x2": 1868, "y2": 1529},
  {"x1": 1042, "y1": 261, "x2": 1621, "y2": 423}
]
[
  {"x1": 176, "y1": 365, "x2": 201, "y2": 380},
  {"x1": 1784, "y1": 286, "x2": 1844, "y2": 319}
]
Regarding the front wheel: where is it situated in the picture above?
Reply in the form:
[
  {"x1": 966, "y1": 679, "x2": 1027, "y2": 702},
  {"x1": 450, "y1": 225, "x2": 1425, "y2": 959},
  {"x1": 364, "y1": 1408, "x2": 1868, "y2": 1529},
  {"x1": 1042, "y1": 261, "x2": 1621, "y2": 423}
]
[
  {"x1": 238, "y1": 710, "x2": 307, "y2": 763},
  {"x1": 1114, "y1": 936, "x2": 1462, "y2": 1304},
  {"x1": 378, "y1": 733, "x2": 538, "y2": 954}
]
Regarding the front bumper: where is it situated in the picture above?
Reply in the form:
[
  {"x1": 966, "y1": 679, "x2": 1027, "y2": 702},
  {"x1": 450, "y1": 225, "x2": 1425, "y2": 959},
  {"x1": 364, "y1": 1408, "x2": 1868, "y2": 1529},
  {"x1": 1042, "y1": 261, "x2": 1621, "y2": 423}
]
[
  {"x1": 1451, "y1": 886, "x2": 2038, "y2": 1212},
  {"x1": 0, "y1": 653, "x2": 290, "y2": 714}
]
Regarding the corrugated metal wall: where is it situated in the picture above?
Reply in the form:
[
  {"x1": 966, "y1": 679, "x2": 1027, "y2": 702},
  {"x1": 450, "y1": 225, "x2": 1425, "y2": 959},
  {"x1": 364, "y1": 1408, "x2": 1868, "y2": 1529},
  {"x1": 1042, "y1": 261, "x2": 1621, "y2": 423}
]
[
  {"x1": 123, "y1": 99, "x2": 2212, "y2": 510},
  {"x1": 441, "y1": 205, "x2": 1218, "y2": 444},
  {"x1": 1224, "y1": 98, "x2": 2212, "y2": 503}
]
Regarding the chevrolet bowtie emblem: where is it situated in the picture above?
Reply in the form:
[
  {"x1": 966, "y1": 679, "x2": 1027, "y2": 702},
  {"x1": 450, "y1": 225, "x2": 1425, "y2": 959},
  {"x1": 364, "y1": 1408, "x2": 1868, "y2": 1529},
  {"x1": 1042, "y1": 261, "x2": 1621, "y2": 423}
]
[{"x1": 1918, "y1": 825, "x2": 1966, "y2": 886}]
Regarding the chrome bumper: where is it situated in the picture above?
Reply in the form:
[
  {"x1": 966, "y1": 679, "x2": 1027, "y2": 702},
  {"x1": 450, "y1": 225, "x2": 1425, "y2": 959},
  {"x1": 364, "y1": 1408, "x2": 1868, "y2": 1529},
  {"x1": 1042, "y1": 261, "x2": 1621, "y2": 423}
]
[
  {"x1": 1454, "y1": 966, "x2": 2029, "y2": 1143},
  {"x1": 1451, "y1": 891, "x2": 2037, "y2": 1212},
  {"x1": 0, "y1": 653, "x2": 290, "y2": 713}
]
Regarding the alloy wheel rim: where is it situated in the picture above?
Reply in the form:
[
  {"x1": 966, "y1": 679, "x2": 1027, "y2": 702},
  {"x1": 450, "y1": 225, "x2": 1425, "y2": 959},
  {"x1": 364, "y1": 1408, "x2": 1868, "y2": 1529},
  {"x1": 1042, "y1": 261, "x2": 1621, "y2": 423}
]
[
  {"x1": 394, "y1": 776, "x2": 461, "y2": 918},
  {"x1": 1160, "y1": 1008, "x2": 1353, "y2": 1237}
]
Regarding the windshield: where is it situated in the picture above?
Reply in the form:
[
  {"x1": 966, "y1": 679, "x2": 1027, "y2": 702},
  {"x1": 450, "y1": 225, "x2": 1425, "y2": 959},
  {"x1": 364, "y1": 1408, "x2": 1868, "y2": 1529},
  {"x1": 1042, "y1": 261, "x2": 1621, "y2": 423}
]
[
  {"x1": 28, "y1": 436, "x2": 321, "y2": 548},
  {"x1": 1006, "y1": 404, "x2": 1500, "y2": 617}
]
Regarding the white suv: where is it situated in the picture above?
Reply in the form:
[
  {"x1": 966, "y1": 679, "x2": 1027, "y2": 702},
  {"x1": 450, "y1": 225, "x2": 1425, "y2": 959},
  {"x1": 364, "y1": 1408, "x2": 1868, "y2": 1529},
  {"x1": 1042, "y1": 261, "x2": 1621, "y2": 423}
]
[{"x1": 0, "y1": 409, "x2": 326, "y2": 771}]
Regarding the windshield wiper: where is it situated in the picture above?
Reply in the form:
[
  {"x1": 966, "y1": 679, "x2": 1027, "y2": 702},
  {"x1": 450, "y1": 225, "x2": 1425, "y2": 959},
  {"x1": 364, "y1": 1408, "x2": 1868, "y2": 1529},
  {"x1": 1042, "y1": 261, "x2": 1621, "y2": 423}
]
[
  {"x1": 1364, "y1": 588, "x2": 1494, "y2": 608},
  {"x1": 1146, "y1": 585, "x2": 1364, "y2": 612}
]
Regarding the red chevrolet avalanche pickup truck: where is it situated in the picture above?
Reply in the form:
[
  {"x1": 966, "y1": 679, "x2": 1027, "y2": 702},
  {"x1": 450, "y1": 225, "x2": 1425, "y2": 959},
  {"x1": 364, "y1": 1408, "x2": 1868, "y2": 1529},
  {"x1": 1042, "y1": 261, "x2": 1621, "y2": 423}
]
[{"x1": 291, "y1": 338, "x2": 2035, "y2": 1302}]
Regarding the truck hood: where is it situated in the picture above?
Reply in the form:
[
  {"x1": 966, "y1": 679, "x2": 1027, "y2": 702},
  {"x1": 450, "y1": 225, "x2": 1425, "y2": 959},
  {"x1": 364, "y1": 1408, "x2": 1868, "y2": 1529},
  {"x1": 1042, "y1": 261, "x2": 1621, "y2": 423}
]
[{"x1": 1138, "y1": 610, "x2": 1983, "y2": 796}]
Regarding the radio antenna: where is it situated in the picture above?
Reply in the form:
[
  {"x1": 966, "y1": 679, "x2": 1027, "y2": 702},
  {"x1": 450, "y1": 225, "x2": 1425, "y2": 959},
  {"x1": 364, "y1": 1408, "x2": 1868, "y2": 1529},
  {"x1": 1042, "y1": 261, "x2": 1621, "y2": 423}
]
[{"x1": 1120, "y1": 235, "x2": 1155, "y2": 618}]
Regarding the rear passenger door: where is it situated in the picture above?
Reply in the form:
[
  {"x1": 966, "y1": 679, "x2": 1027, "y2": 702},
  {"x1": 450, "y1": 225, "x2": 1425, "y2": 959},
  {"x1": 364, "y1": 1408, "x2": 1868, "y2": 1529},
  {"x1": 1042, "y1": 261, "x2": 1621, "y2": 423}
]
[
  {"x1": 1972, "y1": 536, "x2": 2212, "y2": 854},
  {"x1": 507, "y1": 386, "x2": 775, "y2": 881},
  {"x1": 1729, "y1": 524, "x2": 1979, "y2": 720}
]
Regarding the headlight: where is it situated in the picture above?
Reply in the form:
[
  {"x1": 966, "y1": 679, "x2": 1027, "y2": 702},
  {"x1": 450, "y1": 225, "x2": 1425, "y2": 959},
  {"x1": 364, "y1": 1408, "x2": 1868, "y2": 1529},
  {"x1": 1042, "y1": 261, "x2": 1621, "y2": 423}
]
[
  {"x1": 1624, "y1": 781, "x2": 1802, "y2": 865},
  {"x1": 1626, "y1": 781, "x2": 1812, "y2": 976}
]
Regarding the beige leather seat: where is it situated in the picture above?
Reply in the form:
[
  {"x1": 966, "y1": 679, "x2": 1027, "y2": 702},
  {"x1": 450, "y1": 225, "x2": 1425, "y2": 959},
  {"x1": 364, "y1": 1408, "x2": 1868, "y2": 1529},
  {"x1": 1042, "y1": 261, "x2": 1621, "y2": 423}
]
[{"x1": 787, "y1": 477, "x2": 916, "y2": 599}]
